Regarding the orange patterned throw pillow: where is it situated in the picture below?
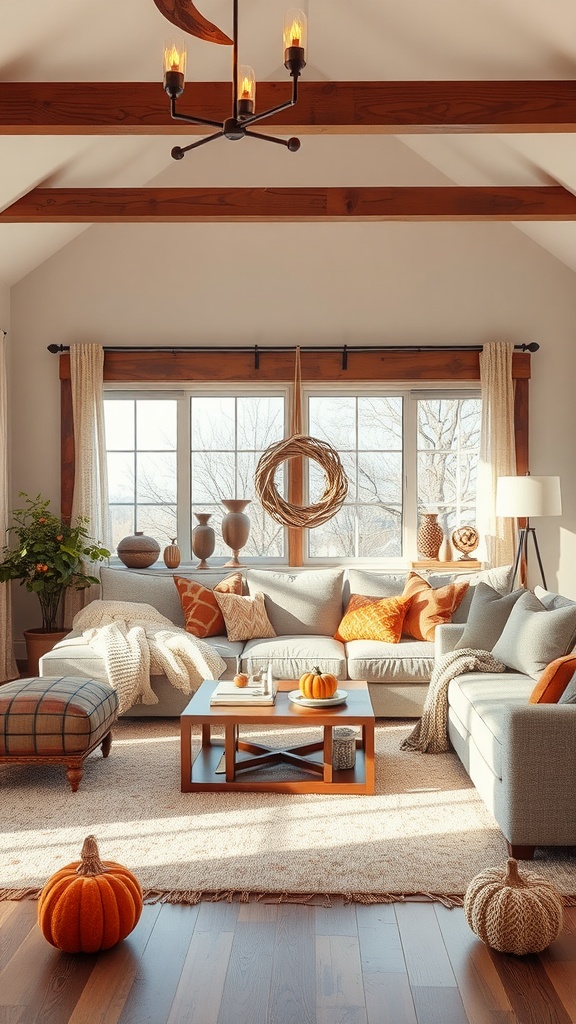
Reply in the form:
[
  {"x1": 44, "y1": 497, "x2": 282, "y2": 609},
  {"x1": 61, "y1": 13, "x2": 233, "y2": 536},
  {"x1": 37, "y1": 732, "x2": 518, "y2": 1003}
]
[
  {"x1": 213, "y1": 591, "x2": 277, "y2": 642},
  {"x1": 173, "y1": 573, "x2": 243, "y2": 638},
  {"x1": 529, "y1": 654, "x2": 576, "y2": 704},
  {"x1": 401, "y1": 572, "x2": 469, "y2": 642},
  {"x1": 334, "y1": 594, "x2": 411, "y2": 643}
]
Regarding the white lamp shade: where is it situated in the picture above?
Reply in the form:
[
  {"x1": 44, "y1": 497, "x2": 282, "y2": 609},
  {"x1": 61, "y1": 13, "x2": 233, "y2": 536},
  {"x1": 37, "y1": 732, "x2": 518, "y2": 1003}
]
[{"x1": 496, "y1": 476, "x2": 562, "y2": 518}]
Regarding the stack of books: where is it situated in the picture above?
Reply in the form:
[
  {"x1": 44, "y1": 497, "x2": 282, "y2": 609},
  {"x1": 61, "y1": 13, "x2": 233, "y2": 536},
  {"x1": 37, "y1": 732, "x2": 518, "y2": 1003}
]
[{"x1": 209, "y1": 679, "x2": 277, "y2": 706}]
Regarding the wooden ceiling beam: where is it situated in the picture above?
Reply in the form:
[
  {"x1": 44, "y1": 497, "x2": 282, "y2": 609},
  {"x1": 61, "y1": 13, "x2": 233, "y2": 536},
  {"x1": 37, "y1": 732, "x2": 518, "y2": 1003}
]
[
  {"x1": 2, "y1": 81, "x2": 576, "y2": 134},
  {"x1": 2, "y1": 186, "x2": 576, "y2": 223}
]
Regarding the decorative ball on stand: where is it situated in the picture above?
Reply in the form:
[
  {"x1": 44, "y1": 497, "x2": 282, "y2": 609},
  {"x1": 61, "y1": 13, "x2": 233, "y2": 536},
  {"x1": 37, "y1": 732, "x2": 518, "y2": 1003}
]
[{"x1": 451, "y1": 525, "x2": 479, "y2": 560}]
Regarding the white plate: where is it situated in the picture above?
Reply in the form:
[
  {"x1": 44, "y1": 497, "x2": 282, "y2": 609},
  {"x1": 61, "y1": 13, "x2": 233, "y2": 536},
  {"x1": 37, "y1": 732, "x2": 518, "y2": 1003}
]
[{"x1": 288, "y1": 689, "x2": 348, "y2": 708}]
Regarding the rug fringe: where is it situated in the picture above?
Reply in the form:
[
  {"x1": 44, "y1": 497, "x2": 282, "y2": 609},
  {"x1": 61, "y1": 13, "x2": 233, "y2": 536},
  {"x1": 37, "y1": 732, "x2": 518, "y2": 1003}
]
[{"x1": 2, "y1": 887, "x2": 575, "y2": 909}]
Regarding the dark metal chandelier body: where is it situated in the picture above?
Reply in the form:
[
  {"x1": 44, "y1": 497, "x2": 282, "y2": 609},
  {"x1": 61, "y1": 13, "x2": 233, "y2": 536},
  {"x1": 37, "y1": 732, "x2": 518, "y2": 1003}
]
[{"x1": 163, "y1": 0, "x2": 307, "y2": 159}]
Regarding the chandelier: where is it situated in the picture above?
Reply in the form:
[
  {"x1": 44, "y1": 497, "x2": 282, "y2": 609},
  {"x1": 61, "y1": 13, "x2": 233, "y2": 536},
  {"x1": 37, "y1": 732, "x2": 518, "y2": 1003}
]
[{"x1": 162, "y1": 1, "x2": 307, "y2": 160}]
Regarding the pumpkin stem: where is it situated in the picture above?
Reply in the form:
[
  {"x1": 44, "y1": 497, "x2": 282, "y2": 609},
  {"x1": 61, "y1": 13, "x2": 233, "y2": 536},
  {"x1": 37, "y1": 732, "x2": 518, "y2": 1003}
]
[
  {"x1": 504, "y1": 858, "x2": 523, "y2": 887},
  {"x1": 313, "y1": 666, "x2": 322, "y2": 674},
  {"x1": 76, "y1": 834, "x2": 109, "y2": 877}
]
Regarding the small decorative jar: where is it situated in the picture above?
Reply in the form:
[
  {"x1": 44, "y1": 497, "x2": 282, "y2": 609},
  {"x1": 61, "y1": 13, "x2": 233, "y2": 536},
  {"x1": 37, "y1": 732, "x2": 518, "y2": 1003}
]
[
  {"x1": 332, "y1": 727, "x2": 357, "y2": 770},
  {"x1": 163, "y1": 538, "x2": 181, "y2": 569},
  {"x1": 116, "y1": 531, "x2": 160, "y2": 568}
]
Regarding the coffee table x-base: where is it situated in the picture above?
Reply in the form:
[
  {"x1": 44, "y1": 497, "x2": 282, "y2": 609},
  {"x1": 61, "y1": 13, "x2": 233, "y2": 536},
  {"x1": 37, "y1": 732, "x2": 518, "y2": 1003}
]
[{"x1": 180, "y1": 679, "x2": 375, "y2": 794}]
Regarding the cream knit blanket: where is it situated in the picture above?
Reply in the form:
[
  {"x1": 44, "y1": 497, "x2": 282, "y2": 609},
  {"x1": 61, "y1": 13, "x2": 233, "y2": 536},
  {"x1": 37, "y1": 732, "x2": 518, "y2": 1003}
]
[
  {"x1": 401, "y1": 648, "x2": 506, "y2": 754},
  {"x1": 72, "y1": 600, "x2": 226, "y2": 714}
]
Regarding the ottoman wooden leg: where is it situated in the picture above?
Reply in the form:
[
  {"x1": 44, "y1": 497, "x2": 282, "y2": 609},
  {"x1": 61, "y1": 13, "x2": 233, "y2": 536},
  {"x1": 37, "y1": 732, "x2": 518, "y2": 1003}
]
[
  {"x1": 101, "y1": 731, "x2": 113, "y2": 758},
  {"x1": 65, "y1": 765, "x2": 84, "y2": 792}
]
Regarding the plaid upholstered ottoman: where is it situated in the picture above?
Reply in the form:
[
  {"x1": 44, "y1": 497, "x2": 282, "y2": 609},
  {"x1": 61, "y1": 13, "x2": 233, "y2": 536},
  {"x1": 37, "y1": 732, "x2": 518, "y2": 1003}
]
[{"x1": 0, "y1": 676, "x2": 119, "y2": 791}]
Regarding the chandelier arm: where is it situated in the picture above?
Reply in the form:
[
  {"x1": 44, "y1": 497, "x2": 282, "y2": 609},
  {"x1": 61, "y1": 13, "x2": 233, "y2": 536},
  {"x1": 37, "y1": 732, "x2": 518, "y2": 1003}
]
[
  {"x1": 172, "y1": 131, "x2": 224, "y2": 156},
  {"x1": 170, "y1": 101, "x2": 224, "y2": 130},
  {"x1": 242, "y1": 129, "x2": 293, "y2": 148},
  {"x1": 237, "y1": 78, "x2": 300, "y2": 128}
]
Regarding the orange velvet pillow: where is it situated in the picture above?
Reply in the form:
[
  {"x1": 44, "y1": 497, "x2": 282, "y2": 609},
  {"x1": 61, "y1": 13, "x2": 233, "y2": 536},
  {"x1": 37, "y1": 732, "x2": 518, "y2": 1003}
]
[
  {"x1": 334, "y1": 593, "x2": 411, "y2": 643},
  {"x1": 173, "y1": 573, "x2": 243, "y2": 638},
  {"x1": 529, "y1": 654, "x2": 576, "y2": 704},
  {"x1": 401, "y1": 572, "x2": 469, "y2": 642}
]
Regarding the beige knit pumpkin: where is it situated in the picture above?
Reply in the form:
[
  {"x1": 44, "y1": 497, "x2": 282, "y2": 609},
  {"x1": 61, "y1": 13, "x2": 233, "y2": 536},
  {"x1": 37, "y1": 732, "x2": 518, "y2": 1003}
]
[{"x1": 464, "y1": 858, "x2": 564, "y2": 955}]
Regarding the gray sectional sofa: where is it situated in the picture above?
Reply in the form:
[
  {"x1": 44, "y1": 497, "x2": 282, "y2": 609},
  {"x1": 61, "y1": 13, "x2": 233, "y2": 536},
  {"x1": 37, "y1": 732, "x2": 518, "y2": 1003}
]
[
  {"x1": 40, "y1": 562, "x2": 513, "y2": 718},
  {"x1": 436, "y1": 586, "x2": 576, "y2": 859}
]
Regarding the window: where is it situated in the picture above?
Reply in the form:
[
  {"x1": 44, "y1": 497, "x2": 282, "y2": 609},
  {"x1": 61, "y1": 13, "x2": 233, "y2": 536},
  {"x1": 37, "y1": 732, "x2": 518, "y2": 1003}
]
[
  {"x1": 104, "y1": 384, "x2": 481, "y2": 565},
  {"x1": 104, "y1": 389, "x2": 288, "y2": 561}
]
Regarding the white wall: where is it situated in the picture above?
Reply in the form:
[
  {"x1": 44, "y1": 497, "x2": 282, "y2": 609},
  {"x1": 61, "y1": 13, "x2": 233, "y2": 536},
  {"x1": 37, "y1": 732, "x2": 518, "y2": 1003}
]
[{"x1": 8, "y1": 218, "x2": 576, "y2": 642}]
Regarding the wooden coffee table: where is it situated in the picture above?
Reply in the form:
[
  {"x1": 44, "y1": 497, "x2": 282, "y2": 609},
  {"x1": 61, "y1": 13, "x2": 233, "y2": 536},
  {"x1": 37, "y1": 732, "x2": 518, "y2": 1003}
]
[{"x1": 180, "y1": 679, "x2": 375, "y2": 794}]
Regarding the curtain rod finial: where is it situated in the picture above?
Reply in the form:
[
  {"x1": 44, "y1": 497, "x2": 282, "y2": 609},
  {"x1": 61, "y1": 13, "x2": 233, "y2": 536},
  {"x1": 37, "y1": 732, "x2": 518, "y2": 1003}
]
[{"x1": 47, "y1": 344, "x2": 65, "y2": 353}]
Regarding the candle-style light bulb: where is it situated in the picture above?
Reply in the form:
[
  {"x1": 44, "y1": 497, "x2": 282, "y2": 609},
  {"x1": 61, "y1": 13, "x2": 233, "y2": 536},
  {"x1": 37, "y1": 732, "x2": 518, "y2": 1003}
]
[
  {"x1": 283, "y1": 9, "x2": 307, "y2": 76},
  {"x1": 237, "y1": 65, "x2": 256, "y2": 119},
  {"x1": 163, "y1": 41, "x2": 187, "y2": 98}
]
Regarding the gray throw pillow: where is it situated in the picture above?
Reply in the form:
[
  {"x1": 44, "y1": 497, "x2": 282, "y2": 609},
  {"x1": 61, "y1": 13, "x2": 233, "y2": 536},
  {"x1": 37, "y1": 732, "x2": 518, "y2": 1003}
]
[
  {"x1": 454, "y1": 583, "x2": 525, "y2": 651},
  {"x1": 534, "y1": 585, "x2": 576, "y2": 611},
  {"x1": 245, "y1": 568, "x2": 344, "y2": 636},
  {"x1": 491, "y1": 590, "x2": 576, "y2": 680}
]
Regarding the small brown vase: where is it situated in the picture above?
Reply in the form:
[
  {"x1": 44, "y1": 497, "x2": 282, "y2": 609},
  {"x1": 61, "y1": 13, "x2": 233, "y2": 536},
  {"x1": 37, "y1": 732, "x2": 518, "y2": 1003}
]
[
  {"x1": 163, "y1": 539, "x2": 181, "y2": 569},
  {"x1": 221, "y1": 500, "x2": 251, "y2": 568},
  {"x1": 117, "y1": 531, "x2": 160, "y2": 568},
  {"x1": 417, "y1": 513, "x2": 443, "y2": 560},
  {"x1": 191, "y1": 513, "x2": 215, "y2": 570}
]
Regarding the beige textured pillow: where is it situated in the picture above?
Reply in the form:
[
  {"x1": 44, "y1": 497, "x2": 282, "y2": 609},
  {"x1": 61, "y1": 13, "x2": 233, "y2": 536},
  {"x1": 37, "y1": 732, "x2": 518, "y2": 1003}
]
[{"x1": 213, "y1": 591, "x2": 276, "y2": 642}]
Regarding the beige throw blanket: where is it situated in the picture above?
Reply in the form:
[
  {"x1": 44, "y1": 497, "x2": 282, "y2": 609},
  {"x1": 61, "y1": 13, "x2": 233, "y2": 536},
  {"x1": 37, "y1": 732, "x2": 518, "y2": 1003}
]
[
  {"x1": 401, "y1": 648, "x2": 506, "y2": 754},
  {"x1": 73, "y1": 600, "x2": 226, "y2": 714}
]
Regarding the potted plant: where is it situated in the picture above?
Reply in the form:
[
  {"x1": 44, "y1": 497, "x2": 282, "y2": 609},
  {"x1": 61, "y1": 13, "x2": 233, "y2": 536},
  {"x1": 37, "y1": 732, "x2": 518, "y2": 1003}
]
[{"x1": 0, "y1": 493, "x2": 110, "y2": 673}]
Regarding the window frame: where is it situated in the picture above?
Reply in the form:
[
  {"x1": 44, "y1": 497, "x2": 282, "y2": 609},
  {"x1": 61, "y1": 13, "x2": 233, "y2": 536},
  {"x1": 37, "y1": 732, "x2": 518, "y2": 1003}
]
[{"x1": 58, "y1": 347, "x2": 530, "y2": 566}]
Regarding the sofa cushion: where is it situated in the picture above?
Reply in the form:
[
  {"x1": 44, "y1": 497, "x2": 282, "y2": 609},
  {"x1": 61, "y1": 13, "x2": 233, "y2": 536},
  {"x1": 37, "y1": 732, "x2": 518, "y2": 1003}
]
[
  {"x1": 245, "y1": 568, "x2": 344, "y2": 636},
  {"x1": 492, "y1": 590, "x2": 576, "y2": 680},
  {"x1": 214, "y1": 591, "x2": 276, "y2": 642},
  {"x1": 534, "y1": 586, "x2": 576, "y2": 611},
  {"x1": 344, "y1": 570, "x2": 406, "y2": 607},
  {"x1": 173, "y1": 572, "x2": 242, "y2": 637},
  {"x1": 241, "y1": 635, "x2": 346, "y2": 680},
  {"x1": 100, "y1": 567, "x2": 236, "y2": 627},
  {"x1": 345, "y1": 638, "x2": 434, "y2": 683},
  {"x1": 454, "y1": 583, "x2": 525, "y2": 651},
  {"x1": 334, "y1": 594, "x2": 410, "y2": 643},
  {"x1": 529, "y1": 654, "x2": 576, "y2": 704},
  {"x1": 401, "y1": 573, "x2": 469, "y2": 642},
  {"x1": 447, "y1": 672, "x2": 534, "y2": 779},
  {"x1": 427, "y1": 564, "x2": 514, "y2": 622}
]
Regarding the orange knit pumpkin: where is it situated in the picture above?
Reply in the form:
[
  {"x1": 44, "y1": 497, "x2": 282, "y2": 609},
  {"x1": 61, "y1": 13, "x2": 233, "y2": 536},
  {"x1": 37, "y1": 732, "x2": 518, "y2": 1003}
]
[
  {"x1": 37, "y1": 835, "x2": 143, "y2": 953},
  {"x1": 299, "y1": 666, "x2": 339, "y2": 700}
]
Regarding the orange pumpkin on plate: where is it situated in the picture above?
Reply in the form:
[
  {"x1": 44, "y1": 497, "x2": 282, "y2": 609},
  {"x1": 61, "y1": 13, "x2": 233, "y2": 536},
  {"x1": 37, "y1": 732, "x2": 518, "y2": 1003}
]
[{"x1": 299, "y1": 666, "x2": 339, "y2": 700}]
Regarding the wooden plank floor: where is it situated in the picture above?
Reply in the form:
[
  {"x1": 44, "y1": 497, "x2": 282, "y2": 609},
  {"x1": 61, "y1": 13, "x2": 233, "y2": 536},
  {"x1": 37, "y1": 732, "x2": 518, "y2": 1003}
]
[{"x1": 0, "y1": 899, "x2": 575, "y2": 1024}]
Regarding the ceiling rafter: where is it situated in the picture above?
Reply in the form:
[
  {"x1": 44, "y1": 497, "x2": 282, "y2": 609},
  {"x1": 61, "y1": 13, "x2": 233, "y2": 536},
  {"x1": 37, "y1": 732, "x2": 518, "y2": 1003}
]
[
  {"x1": 3, "y1": 186, "x2": 576, "y2": 223},
  {"x1": 2, "y1": 81, "x2": 576, "y2": 135}
]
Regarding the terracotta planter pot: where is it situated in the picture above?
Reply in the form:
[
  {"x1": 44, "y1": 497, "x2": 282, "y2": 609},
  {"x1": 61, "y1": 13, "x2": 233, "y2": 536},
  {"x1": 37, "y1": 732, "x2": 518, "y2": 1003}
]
[{"x1": 24, "y1": 628, "x2": 68, "y2": 677}]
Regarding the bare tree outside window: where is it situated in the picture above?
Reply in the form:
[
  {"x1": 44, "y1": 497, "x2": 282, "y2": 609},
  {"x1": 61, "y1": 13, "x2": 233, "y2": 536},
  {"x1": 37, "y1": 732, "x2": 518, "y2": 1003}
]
[{"x1": 417, "y1": 397, "x2": 481, "y2": 538}]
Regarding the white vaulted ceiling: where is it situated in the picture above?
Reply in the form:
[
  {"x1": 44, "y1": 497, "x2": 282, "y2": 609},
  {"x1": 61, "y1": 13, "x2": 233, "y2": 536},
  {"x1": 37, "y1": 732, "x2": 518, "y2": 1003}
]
[{"x1": 2, "y1": 0, "x2": 576, "y2": 285}]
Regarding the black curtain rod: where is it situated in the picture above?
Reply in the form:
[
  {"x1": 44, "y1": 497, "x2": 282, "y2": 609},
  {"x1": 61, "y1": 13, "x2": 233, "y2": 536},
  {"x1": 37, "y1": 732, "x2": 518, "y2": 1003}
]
[{"x1": 47, "y1": 343, "x2": 539, "y2": 354}]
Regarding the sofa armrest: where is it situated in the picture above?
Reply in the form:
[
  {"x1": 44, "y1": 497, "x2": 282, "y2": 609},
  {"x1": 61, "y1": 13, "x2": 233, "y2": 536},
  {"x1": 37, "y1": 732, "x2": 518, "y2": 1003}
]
[{"x1": 434, "y1": 623, "x2": 465, "y2": 662}]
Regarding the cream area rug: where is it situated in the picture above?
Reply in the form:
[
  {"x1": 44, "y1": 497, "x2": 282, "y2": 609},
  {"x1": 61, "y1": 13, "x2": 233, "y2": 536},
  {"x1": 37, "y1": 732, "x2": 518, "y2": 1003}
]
[{"x1": 1, "y1": 719, "x2": 575, "y2": 905}]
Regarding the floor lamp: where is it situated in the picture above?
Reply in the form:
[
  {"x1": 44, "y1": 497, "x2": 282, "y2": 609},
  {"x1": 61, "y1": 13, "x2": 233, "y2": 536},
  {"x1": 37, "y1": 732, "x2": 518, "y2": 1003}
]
[{"x1": 496, "y1": 475, "x2": 562, "y2": 591}]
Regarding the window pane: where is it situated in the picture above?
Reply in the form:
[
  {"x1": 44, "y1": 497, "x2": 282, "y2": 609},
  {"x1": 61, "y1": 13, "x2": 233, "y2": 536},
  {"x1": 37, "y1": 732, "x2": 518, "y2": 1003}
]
[
  {"x1": 191, "y1": 397, "x2": 235, "y2": 450},
  {"x1": 137, "y1": 401, "x2": 177, "y2": 450},
  {"x1": 358, "y1": 397, "x2": 402, "y2": 450},
  {"x1": 192, "y1": 451, "x2": 236, "y2": 503},
  {"x1": 108, "y1": 452, "x2": 134, "y2": 503},
  {"x1": 105, "y1": 400, "x2": 134, "y2": 450},
  {"x1": 136, "y1": 452, "x2": 177, "y2": 504},
  {"x1": 309, "y1": 451, "x2": 355, "y2": 503},
  {"x1": 308, "y1": 506, "x2": 355, "y2": 558},
  {"x1": 237, "y1": 396, "x2": 284, "y2": 450},
  {"x1": 136, "y1": 505, "x2": 178, "y2": 546},
  {"x1": 309, "y1": 396, "x2": 356, "y2": 449},
  {"x1": 358, "y1": 452, "x2": 402, "y2": 503},
  {"x1": 110, "y1": 506, "x2": 135, "y2": 551},
  {"x1": 358, "y1": 505, "x2": 402, "y2": 558},
  {"x1": 417, "y1": 397, "x2": 481, "y2": 531}
]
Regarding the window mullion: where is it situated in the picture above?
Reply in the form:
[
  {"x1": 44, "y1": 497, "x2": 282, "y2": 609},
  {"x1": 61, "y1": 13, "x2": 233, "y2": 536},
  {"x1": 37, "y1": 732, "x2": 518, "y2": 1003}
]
[
  {"x1": 404, "y1": 396, "x2": 418, "y2": 559},
  {"x1": 178, "y1": 395, "x2": 191, "y2": 560}
]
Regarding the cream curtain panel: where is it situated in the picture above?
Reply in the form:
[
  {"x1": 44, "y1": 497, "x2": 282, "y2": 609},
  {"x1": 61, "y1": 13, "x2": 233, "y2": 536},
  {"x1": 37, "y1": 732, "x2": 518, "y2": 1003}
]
[
  {"x1": 476, "y1": 341, "x2": 517, "y2": 567},
  {"x1": 64, "y1": 343, "x2": 111, "y2": 625},
  {"x1": 0, "y1": 334, "x2": 19, "y2": 682}
]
